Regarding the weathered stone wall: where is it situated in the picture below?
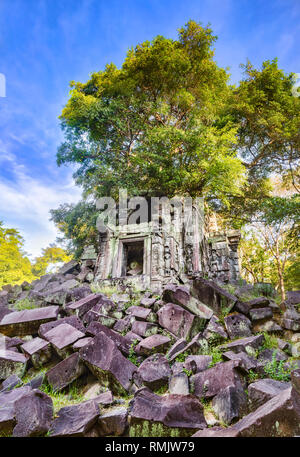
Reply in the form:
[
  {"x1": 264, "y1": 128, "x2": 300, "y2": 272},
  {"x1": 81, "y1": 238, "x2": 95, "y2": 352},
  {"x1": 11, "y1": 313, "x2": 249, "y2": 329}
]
[{"x1": 88, "y1": 206, "x2": 241, "y2": 291}]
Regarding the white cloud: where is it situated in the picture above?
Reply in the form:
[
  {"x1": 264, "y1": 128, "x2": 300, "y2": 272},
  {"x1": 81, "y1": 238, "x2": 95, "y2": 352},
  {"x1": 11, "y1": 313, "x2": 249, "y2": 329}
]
[{"x1": 0, "y1": 150, "x2": 82, "y2": 259}]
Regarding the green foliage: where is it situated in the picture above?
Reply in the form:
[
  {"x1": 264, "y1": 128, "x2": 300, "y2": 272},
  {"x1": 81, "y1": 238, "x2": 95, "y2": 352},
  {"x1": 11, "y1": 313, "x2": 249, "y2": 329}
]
[
  {"x1": 32, "y1": 245, "x2": 72, "y2": 277},
  {"x1": 208, "y1": 346, "x2": 223, "y2": 367},
  {"x1": 0, "y1": 222, "x2": 72, "y2": 289},
  {"x1": 50, "y1": 200, "x2": 99, "y2": 258},
  {"x1": 182, "y1": 367, "x2": 193, "y2": 377},
  {"x1": 0, "y1": 222, "x2": 36, "y2": 288},
  {"x1": 175, "y1": 351, "x2": 189, "y2": 363},
  {"x1": 240, "y1": 214, "x2": 299, "y2": 300},
  {"x1": 10, "y1": 298, "x2": 37, "y2": 311},
  {"x1": 259, "y1": 332, "x2": 278, "y2": 351},
  {"x1": 221, "y1": 59, "x2": 300, "y2": 228},
  {"x1": 45, "y1": 22, "x2": 298, "y2": 288},
  {"x1": 51, "y1": 21, "x2": 252, "y2": 253},
  {"x1": 90, "y1": 283, "x2": 119, "y2": 297},
  {"x1": 129, "y1": 421, "x2": 184, "y2": 437},
  {"x1": 263, "y1": 352, "x2": 295, "y2": 382},
  {"x1": 40, "y1": 382, "x2": 84, "y2": 412},
  {"x1": 128, "y1": 340, "x2": 140, "y2": 366},
  {"x1": 154, "y1": 384, "x2": 168, "y2": 395},
  {"x1": 248, "y1": 370, "x2": 260, "y2": 383}
]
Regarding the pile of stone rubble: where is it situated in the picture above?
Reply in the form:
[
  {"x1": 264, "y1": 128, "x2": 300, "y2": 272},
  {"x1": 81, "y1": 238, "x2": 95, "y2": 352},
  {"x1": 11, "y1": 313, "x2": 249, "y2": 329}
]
[{"x1": 0, "y1": 260, "x2": 300, "y2": 437}]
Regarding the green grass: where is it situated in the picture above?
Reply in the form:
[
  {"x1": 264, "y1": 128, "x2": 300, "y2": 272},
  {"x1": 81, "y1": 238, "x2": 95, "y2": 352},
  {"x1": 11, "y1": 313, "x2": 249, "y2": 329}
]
[
  {"x1": 207, "y1": 346, "x2": 223, "y2": 367},
  {"x1": 90, "y1": 283, "x2": 119, "y2": 297},
  {"x1": 154, "y1": 384, "x2": 168, "y2": 395},
  {"x1": 263, "y1": 352, "x2": 297, "y2": 382},
  {"x1": 248, "y1": 369, "x2": 260, "y2": 383},
  {"x1": 128, "y1": 340, "x2": 141, "y2": 366},
  {"x1": 175, "y1": 351, "x2": 189, "y2": 363},
  {"x1": 221, "y1": 283, "x2": 237, "y2": 296},
  {"x1": 9, "y1": 298, "x2": 37, "y2": 311},
  {"x1": 40, "y1": 382, "x2": 84, "y2": 412},
  {"x1": 258, "y1": 332, "x2": 278, "y2": 351}
]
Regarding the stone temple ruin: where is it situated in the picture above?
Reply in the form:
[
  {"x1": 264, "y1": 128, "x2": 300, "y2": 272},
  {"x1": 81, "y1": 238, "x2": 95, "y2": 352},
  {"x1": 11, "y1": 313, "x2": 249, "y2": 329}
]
[{"x1": 81, "y1": 199, "x2": 241, "y2": 291}]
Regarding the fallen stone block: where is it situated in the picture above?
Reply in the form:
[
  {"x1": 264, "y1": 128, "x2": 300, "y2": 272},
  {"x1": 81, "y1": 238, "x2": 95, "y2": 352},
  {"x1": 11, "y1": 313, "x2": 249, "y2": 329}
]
[
  {"x1": 284, "y1": 359, "x2": 300, "y2": 372},
  {"x1": 49, "y1": 400, "x2": 100, "y2": 437},
  {"x1": 253, "y1": 320, "x2": 283, "y2": 334},
  {"x1": 72, "y1": 337, "x2": 93, "y2": 351},
  {"x1": 224, "y1": 313, "x2": 252, "y2": 339},
  {"x1": 126, "y1": 306, "x2": 153, "y2": 321},
  {"x1": 124, "y1": 331, "x2": 143, "y2": 345},
  {"x1": 129, "y1": 387, "x2": 207, "y2": 435},
  {"x1": 0, "y1": 386, "x2": 31, "y2": 434},
  {"x1": 98, "y1": 407, "x2": 128, "y2": 436},
  {"x1": 38, "y1": 316, "x2": 85, "y2": 339},
  {"x1": 162, "y1": 284, "x2": 191, "y2": 307},
  {"x1": 282, "y1": 318, "x2": 300, "y2": 332},
  {"x1": 83, "y1": 385, "x2": 114, "y2": 405},
  {"x1": 0, "y1": 350, "x2": 28, "y2": 381},
  {"x1": 44, "y1": 323, "x2": 85, "y2": 358},
  {"x1": 0, "y1": 305, "x2": 59, "y2": 337},
  {"x1": 157, "y1": 303, "x2": 204, "y2": 340},
  {"x1": 286, "y1": 291, "x2": 300, "y2": 305},
  {"x1": 192, "y1": 278, "x2": 237, "y2": 315},
  {"x1": 184, "y1": 355, "x2": 212, "y2": 374},
  {"x1": 5, "y1": 336, "x2": 24, "y2": 351},
  {"x1": 135, "y1": 334, "x2": 171, "y2": 356},
  {"x1": 79, "y1": 332, "x2": 136, "y2": 395},
  {"x1": 13, "y1": 389, "x2": 53, "y2": 437},
  {"x1": 256, "y1": 348, "x2": 288, "y2": 373},
  {"x1": 94, "y1": 390, "x2": 114, "y2": 406},
  {"x1": 218, "y1": 386, "x2": 300, "y2": 437},
  {"x1": 190, "y1": 360, "x2": 244, "y2": 399},
  {"x1": 84, "y1": 311, "x2": 117, "y2": 328},
  {"x1": 20, "y1": 337, "x2": 52, "y2": 369},
  {"x1": 0, "y1": 374, "x2": 22, "y2": 392},
  {"x1": 140, "y1": 297, "x2": 156, "y2": 308},
  {"x1": 212, "y1": 384, "x2": 248, "y2": 425},
  {"x1": 219, "y1": 334, "x2": 265, "y2": 355},
  {"x1": 65, "y1": 293, "x2": 102, "y2": 318},
  {"x1": 249, "y1": 307, "x2": 273, "y2": 321},
  {"x1": 136, "y1": 353, "x2": 171, "y2": 390},
  {"x1": 25, "y1": 374, "x2": 45, "y2": 390},
  {"x1": 278, "y1": 338, "x2": 292, "y2": 354},
  {"x1": 248, "y1": 378, "x2": 291, "y2": 411},
  {"x1": 236, "y1": 297, "x2": 271, "y2": 316},
  {"x1": 222, "y1": 350, "x2": 257, "y2": 372},
  {"x1": 203, "y1": 315, "x2": 228, "y2": 343},
  {"x1": 113, "y1": 315, "x2": 135, "y2": 333},
  {"x1": 162, "y1": 283, "x2": 213, "y2": 321},
  {"x1": 131, "y1": 321, "x2": 158, "y2": 337},
  {"x1": 58, "y1": 260, "x2": 79, "y2": 276},
  {"x1": 166, "y1": 338, "x2": 187, "y2": 360},
  {"x1": 282, "y1": 307, "x2": 300, "y2": 331},
  {"x1": 87, "y1": 321, "x2": 131, "y2": 355},
  {"x1": 169, "y1": 372, "x2": 189, "y2": 395},
  {"x1": 38, "y1": 283, "x2": 85, "y2": 306},
  {"x1": 291, "y1": 369, "x2": 300, "y2": 395},
  {"x1": 0, "y1": 305, "x2": 12, "y2": 322},
  {"x1": 43, "y1": 280, "x2": 80, "y2": 305},
  {"x1": 46, "y1": 352, "x2": 86, "y2": 391}
]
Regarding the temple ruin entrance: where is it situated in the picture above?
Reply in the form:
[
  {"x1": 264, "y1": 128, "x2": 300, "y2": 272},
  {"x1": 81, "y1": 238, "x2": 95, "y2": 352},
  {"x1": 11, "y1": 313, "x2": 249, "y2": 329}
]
[{"x1": 121, "y1": 240, "x2": 144, "y2": 276}]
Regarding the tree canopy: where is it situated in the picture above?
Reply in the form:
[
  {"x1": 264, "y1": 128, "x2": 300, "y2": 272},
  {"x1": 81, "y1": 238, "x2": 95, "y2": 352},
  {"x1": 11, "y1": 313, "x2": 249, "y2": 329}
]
[
  {"x1": 52, "y1": 20, "x2": 299, "y2": 294},
  {"x1": 31, "y1": 245, "x2": 72, "y2": 277},
  {"x1": 0, "y1": 222, "x2": 36, "y2": 287},
  {"x1": 0, "y1": 221, "x2": 72, "y2": 289}
]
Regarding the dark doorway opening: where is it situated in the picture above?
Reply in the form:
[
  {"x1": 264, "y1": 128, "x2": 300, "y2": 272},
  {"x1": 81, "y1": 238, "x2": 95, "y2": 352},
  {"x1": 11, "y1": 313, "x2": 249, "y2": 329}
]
[{"x1": 121, "y1": 241, "x2": 144, "y2": 276}]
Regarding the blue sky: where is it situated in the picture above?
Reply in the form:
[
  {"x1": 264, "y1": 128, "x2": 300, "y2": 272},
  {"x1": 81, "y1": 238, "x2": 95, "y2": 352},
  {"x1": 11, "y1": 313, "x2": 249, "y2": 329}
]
[{"x1": 0, "y1": 0, "x2": 299, "y2": 259}]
